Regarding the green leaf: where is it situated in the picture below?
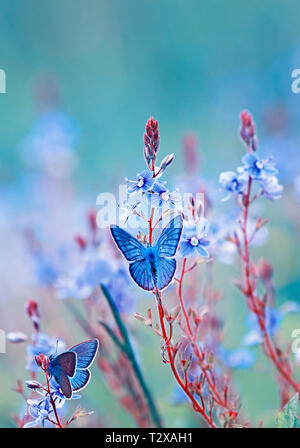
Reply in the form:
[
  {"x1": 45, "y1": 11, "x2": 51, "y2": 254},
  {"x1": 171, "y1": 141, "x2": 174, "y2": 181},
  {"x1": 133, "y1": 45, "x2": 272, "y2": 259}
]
[{"x1": 276, "y1": 393, "x2": 299, "y2": 428}]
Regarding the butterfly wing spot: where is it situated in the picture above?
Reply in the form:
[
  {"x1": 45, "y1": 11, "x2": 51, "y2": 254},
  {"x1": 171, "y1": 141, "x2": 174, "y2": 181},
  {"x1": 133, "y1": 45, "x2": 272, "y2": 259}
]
[{"x1": 110, "y1": 226, "x2": 146, "y2": 261}]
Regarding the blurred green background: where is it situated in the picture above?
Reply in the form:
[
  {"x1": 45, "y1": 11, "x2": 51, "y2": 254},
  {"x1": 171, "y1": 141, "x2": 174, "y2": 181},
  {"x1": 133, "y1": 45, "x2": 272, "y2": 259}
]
[
  {"x1": 1, "y1": 0, "x2": 300, "y2": 187},
  {"x1": 0, "y1": 0, "x2": 300, "y2": 428}
]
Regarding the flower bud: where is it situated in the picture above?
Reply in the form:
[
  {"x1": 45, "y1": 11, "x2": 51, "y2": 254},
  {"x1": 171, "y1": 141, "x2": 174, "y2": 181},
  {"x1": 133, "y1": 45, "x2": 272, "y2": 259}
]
[
  {"x1": 25, "y1": 380, "x2": 42, "y2": 390},
  {"x1": 240, "y1": 110, "x2": 258, "y2": 151},
  {"x1": 74, "y1": 234, "x2": 87, "y2": 251},
  {"x1": 159, "y1": 153, "x2": 174, "y2": 172},
  {"x1": 6, "y1": 331, "x2": 28, "y2": 343},
  {"x1": 257, "y1": 258, "x2": 273, "y2": 281},
  {"x1": 25, "y1": 300, "x2": 40, "y2": 332}
]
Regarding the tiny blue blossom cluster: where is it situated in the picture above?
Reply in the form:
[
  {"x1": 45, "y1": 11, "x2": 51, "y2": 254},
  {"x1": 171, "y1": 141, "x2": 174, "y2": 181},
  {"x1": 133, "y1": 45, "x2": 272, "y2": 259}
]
[
  {"x1": 26, "y1": 333, "x2": 65, "y2": 372},
  {"x1": 219, "y1": 146, "x2": 283, "y2": 202},
  {"x1": 126, "y1": 169, "x2": 181, "y2": 212},
  {"x1": 24, "y1": 378, "x2": 80, "y2": 428},
  {"x1": 179, "y1": 218, "x2": 210, "y2": 258}
]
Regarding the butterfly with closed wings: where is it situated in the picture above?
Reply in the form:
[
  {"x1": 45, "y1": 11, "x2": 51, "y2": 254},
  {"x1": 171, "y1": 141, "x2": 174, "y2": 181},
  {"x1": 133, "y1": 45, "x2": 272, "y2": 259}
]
[
  {"x1": 110, "y1": 215, "x2": 183, "y2": 291},
  {"x1": 47, "y1": 339, "x2": 99, "y2": 399}
]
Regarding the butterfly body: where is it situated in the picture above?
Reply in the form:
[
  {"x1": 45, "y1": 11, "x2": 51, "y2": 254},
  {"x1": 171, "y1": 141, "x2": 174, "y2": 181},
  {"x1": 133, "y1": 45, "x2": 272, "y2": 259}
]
[
  {"x1": 111, "y1": 215, "x2": 182, "y2": 291},
  {"x1": 136, "y1": 245, "x2": 160, "y2": 287},
  {"x1": 47, "y1": 339, "x2": 99, "y2": 399}
]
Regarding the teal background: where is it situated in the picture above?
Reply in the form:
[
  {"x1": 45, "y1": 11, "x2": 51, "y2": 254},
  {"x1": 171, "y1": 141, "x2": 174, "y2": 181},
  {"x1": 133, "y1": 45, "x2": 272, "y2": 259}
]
[
  {"x1": 1, "y1": 0, "x2": 300, "y2": 188},
  {"x1": 0, "y1": 0, "x2": 300, "y2": 428}
]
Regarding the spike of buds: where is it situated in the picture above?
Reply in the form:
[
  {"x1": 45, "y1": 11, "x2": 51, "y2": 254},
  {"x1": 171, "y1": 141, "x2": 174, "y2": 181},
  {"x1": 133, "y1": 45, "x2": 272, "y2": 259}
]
[
  {"x1": 74, "y1": 234, "x2": 87, "y2": 251},
  {"x1": 144, "y1": 117, "x2": 160, "y2": 170},
  {"x1": 34, "y1": 354, "x2": 49, "y2": 371},
  {"x1": 240, "y1": 110, "x2": 257, "y2": 151},
  {"x1": 88, "y1": 209, "x2": 97, "y2": 234},
  {"x1": 25, "y1": 300, "x2": 40, "y2": 332}
]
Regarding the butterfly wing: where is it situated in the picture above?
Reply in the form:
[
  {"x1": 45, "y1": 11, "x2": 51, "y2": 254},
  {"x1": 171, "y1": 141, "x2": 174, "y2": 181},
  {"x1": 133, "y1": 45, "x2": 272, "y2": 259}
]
[
  {"x1": 69, "y1": 339, "x2": 99, "y2": 369},
  {"x1": 53, "y1": 368, "x2": 73, "y2": 399},
  {"x1": 110, "y1": 225, "x2": 146, "y2": 261},
  {"x1": 67, "y1": 339, "x2": 99, "y2": 394},
  {"x1": 50, "y1": 351, "x2": 76, "y2": 378},
  {"x1": 156, "y1": 257, "x2": 176, "y2": 290},
  {"x1": 70, "y1": 369, "x2": 90, "y2": 392},
  {"x1": 129, "y1": 259, "x2": 154, "y2": 291},
  {"x1": 155, "y1": 215, "x2": 183, "y2": 257}
]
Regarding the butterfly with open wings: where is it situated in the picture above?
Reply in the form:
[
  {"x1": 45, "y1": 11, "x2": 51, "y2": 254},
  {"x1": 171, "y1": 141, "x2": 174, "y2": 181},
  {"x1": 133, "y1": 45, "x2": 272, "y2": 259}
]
[
  {"x1": 47, "y1": 339, "x2": 99, "y2": 399},
  {"x1": 110, "y1": 215, "x2": 183, "y2": 291}
]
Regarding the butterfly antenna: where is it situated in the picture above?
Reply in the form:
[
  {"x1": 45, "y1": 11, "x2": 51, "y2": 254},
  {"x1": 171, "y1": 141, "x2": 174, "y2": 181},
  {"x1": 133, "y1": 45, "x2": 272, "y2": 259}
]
[{"x1": 54, "y1": 339, "x2": 59, "y2": 357}]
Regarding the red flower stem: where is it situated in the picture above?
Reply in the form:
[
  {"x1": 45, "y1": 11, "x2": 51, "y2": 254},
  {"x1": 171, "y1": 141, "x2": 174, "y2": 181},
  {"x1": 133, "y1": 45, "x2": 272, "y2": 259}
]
[
  {"x1": 241, "y1": 176, "x2": 300, "y2": 393},
  {"x1": 177, "y1": 259, "x2": 236, "y2": 414},
  {"x1": 149, "y1": 211, "x2": 215, "y2": 427},
  {"x1": 148, "y1": 208, "x2": 155, "y2": 244},
  {"x1": 44, "y1": 370, "x2": 63, "y2": 428},
  {"x1": 155, "y1": 290, "x2": 216, "y2": 427}
]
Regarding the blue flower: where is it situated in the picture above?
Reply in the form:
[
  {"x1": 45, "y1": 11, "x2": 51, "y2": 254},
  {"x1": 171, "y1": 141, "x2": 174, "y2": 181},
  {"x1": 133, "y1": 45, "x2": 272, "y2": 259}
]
[
  {"x1": 147, "y1": 181, "x2": 181, "y2": 208},
  {"x1": 127, "y1": 169, "x2": 155, "y2": 195},
  {"x1": 243, "y1": 308, "x2": 284, "y2": 346},
  {"x1": 118, "y1": 200, "x2": 142, "y2": 224},
  {"x1": 234, "y1": 219, "x2": 269, "y2": 248},
  {"x1": 280, "y1": 301, "x2": 300, "y2": 314},
  {"x1": 259, "y1": 175, "x2": 283, "y2": 200},
  {"x1": 208, "y1": 219, "x2": 237, "y2": 265},
  {"x1": 103, "y1": 267, "x2": 136, "y2": 313},
  {"x1": 179, "y1": 219, "x2": 210, "y2": 258},
  {"x1": 219, "y1": 171, "x2": 248, "y2": 201},
  {"x1": 21, "y1": 110, "x2": 79, "y2": 177},
  {"x1": 55, "y1": 251, "x2": 111, "y2": 300},
  {"x1": 23, "y1": 377, "x2": 80, "y2": 427},
  {"x1": 26, "y1": 334, "x2": 65, "y2": 372},
  {"x1": 24, "y1": 396, "x2": 52, "y2": 428},
  {"x1": 34, "y1": 253, "x2": 59, "y2": 286},
  {"x1": 219, "y1": 347, "x2": 255, "y2": 369},
  {"x1": 238, "y1": 153, "x2": 278, "y2": 180}
]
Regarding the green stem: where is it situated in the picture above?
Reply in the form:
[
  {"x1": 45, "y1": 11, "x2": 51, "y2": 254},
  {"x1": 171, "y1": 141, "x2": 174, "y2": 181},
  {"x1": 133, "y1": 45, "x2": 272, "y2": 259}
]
[
  {"x1": 100, "y1": 284, "x2": 163, "y2": 428},
  {"x1": 98, "y1": 320, "x2": 124, "y2": 351}
]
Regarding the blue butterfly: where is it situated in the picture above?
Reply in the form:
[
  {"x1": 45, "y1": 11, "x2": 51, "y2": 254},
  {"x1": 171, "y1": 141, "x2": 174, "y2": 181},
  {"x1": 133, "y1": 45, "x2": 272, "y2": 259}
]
[
  {"x1": 47, "y1": 339, "x2": 99, "y2": 399},
  {"x1": 110, "y1": 215, "x2": 183, "y2": 291}
]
